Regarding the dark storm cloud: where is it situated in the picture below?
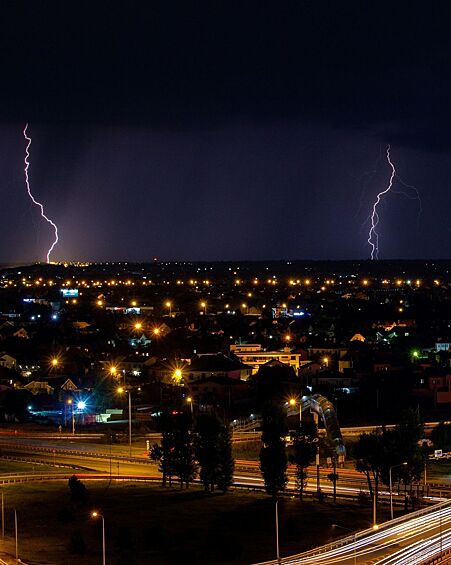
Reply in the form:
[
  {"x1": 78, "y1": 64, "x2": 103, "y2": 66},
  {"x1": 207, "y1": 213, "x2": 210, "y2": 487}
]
[
  {"x1": 1, "y1": 1, "x2": 451, "y2": 150},
  {"x1": 1, "y1": 2, "x2": 451, "y2": 263}
]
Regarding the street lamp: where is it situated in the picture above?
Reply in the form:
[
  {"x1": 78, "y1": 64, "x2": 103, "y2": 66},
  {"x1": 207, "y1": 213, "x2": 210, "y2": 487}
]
[
  {"x1": 91, "y1": 511, "x2": 106, "y2": 565},
  {"x1": 117, "y1": 387, "x2": 132, "y2": 458},
  {"x1": 186, "y1": 396, "x2": 193, "y2": 415},
  {"x1": 288, "y1": 397, "x2": 302, "y2": 425},
  {"x1": 165, "y1": 301, "x2": 172, "y2": 316},
  {"x1": 332, "y1": 524, "x2": 356, "y2": 565},
  {"x1": 14, "y1": 508, "x2": 18, "y2": 563},
  {"x1": 200, "y1": 301, "x2": 207, "y2": 315},
  {"x1": 173, "y1": 368, "x2": 182, "y2": 383},
  {"x1": 275, "y1": 499, "x2": 280, "y2": 564},
  {"x1": 67, "y1": 399, "x2": 74, "y2": 434},
  {"x1": 109, "y1": 366, "x2": 117, "y2": 377},
  {"x1": 389, "y1": 462, "x2": 408, "y2": 520},
  {"x1": 134, "y1": 322, "x2": 142, "y2": 331}
]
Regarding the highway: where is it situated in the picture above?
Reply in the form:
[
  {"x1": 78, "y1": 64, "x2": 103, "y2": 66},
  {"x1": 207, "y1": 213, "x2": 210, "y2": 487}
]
[
  {"x1": 0, "y1": 437, "x2": 409, "y2": 501},
  {"x1": 254, "y1": 500, "x2": 451, "y2": 564},
  {"x1": 0, "y1": 435, "x2": 443, "y2": 502},
  {"x1": 0, "y1": 432, "x2": 450, "y2": 564}
]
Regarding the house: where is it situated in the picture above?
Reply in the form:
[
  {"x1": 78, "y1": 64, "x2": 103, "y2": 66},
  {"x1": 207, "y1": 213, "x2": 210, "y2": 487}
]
[
  {"x1": 0, "y1": 353, "x2": 17, "y2": 370},
  {"x1": 186, "y1": 353, "x2": 252, "y2": 382},
  {"x1": 24, "y1": 381, "x2": 55, "y2": 395},
  {"x1": 230, "y1": 343, "x2": 308, "y2": 374}
]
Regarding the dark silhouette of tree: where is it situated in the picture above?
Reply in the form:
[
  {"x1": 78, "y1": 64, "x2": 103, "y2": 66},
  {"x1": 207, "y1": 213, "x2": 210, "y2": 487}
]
[
  {"x1": 431, "y1": 421, "x2": 451, "y2": 452},
  {"x1": 172, "y1": 414, "x2": 197, "y2": 488},
  {"x1": 322, "y1": 436, "x2": 340, "y2": 504},
  {"x1": 216, "y1": 424, "x2": 235, "y2": 493},
  {"x1": 68, "y1": 475, "x2": 88, "y2": 504},
  {"x1": 194, "y1": 414, "x2": 221, "y2": 491},
  {"x1": 150, "y1": 412, "x2": 176, "y2": 486},
  {"x1": 352, "y1": 430, "x2": 384, "y2": 505},
  {"x1": 289, "y1": 420, "x2": 317, "y2": 501},
  {"x1": 259, "y1": 403, "x2": 288, "y2": 497},
  {"x1": 193, "y1": 414, "x2": 235, "y2": 493},
  {"x1": 380, "y1": 409, "x2": 425, "y2": 495}
]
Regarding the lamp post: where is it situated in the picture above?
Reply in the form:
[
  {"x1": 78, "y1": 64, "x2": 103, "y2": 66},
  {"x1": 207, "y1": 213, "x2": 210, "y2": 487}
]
[
  {"x1": 117, "y1": 387, "x2": 132, "y2": 458},
  {"x1": 332, "y1": 524, "x2": 356, "y2": 565},
  {"x1": 288, "y1": 398, "x2": 302, "y2": 425},
  {"x1": 14, "y1": 508, "x2": 18, "y2": 563},
  {"x1": 200, "y1": 301, "x2": 207, "y2": 315},
  {"x1": 67, "y1": 399, "x2": 75, "y2": 434},
  {"x1": 275, "y1": 499, "x2": 280, "y2": 564},
  {"x1": 91, "y1": 511, "x2": 106, "y2": 565},
  {"x1": 389, "y1": 462, "x2": 408, "y2": 520},
  {"x1": 165, "y1": 301, "x2": 172, "y2": 317},
  {"x1": 186, "y1": 396, "x2": 194, "y2": 415},
  {"x1": 1, "y1": 492, "x2": 4, "y2": 539}
]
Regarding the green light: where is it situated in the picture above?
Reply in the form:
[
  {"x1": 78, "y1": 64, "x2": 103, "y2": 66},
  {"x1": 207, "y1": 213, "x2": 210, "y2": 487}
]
[{"x1": 412, "y1": 350, "x2": 419, "y2": 358}]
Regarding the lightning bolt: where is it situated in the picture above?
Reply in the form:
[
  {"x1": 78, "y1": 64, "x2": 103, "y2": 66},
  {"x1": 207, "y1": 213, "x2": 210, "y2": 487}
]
[
  {"x1": 23, "y1": 123, "x2": 59, "y2": 263},
  {"x1": 367, "y1": 144, "x2": 396, "y2": 260}
]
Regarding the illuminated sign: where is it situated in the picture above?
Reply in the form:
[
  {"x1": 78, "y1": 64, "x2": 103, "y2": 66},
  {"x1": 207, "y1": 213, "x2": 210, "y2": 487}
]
[{"x1": 61, "y1": 289, "x2": 79, "y2": 298}]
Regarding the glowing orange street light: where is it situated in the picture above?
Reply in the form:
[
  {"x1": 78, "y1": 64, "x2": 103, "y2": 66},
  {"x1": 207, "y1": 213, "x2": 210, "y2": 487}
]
[
  {"x1": 117, "y1": 387, "x2": 132, "y2": 457},
  {"x1": 186, "y1": 396, "x2": 193, "y2": 414},
  {"x1": 165, "y1": 301, "x2": 172, "y2": 316},
  {"x1": 173, "y1": 368, "x2": 182, "y2": 383},
  {"x1": 200, "y1": 301, "x2": 207, "y2": 315},
  {"x1": 134, "y1": 322, "x2": 142, "y2": 331},
  {"x1": 91, "y1": 512, "x2": 106, "y2": 565},
  {"x1": 288, "y1": 397, "x2": 302, "y2": 424},
  {"x1": 153, "y1": 327, "x2": 160, "y2": 336},
  {"x1": 109, "y1": 366, "x2": 117, "y2": 376}
]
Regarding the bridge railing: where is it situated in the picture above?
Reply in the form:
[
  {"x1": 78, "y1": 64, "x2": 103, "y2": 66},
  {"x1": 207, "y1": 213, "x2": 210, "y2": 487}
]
[{"x1": 253, "y1": 499, "x2": 451, "y2": 565}]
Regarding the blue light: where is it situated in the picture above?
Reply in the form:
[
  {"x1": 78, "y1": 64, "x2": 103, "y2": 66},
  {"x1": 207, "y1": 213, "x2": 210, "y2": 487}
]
[
  {"x1": 77, "y1": 401, "x2": 86, "y2": 410},
  {"x1": 52, "y1": 314, "x2": 58, "y2": 320}
]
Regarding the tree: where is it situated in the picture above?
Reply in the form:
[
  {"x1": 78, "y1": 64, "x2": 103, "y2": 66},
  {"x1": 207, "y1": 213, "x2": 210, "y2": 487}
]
[
  {"x1": 172, "y1": 414, "x2": 197, "y2": 488},
  {"x1": 380, "y1": 409, "x2": 425, "y2": 497},
  {"x1": 150, "y1": 412, "x2": 176, "y2": 486},
  {"x1": 352, "y1": 430, "x2": 385, "y2": 505},
  {"x1": 259, "y1": 403, "x2": 288, "y2": 497},
  {"x1": 322, "y1": 437, "x2": 339, "y2": 504},
  {"x1": 68, "y1": 476, "x2": 88, "y2": 504},
  {"x1": 289, "y1": 420, "x2": 317, "y2": 501},
  {"x1": 431, "y1": 421, "x2": 451, "y2": 452},
  {"x1": 194, "y1": 414, "x2": 221, "y2": 491},
  {"x1": 216, "y1": 424, "x2": 235, "y2": 493},
  {"x1": 193, "y1": 414, "x2": 235, "y2": 493}
]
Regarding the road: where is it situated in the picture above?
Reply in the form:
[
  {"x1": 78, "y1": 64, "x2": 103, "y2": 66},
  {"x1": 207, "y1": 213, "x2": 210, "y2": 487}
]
[
  {"x1": 254, "y1": 500, "x2": 451, "y2": 564},
  {"x1": 0, "y1": 433, "x2": 449, "y2": 564},
  {"x1": 0, "y1": 436, "x2": 441, "y2": 505}
]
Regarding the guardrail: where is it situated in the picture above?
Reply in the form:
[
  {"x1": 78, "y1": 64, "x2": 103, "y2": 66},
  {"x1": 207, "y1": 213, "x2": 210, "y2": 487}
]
[{"x1": 253, "y1": 499, "x2": 451, "y2": 564}]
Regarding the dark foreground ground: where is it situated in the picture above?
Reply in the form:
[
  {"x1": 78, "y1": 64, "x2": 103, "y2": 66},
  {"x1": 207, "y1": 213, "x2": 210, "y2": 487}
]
[{"x1": 0, "y1": 480, "x2": 399, "y2": 565}]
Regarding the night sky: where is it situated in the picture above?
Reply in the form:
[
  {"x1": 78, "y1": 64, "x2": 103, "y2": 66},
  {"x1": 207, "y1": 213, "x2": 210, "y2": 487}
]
[{"x1": 1, "y1": 2, "x2": 451, "y2": 263}]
